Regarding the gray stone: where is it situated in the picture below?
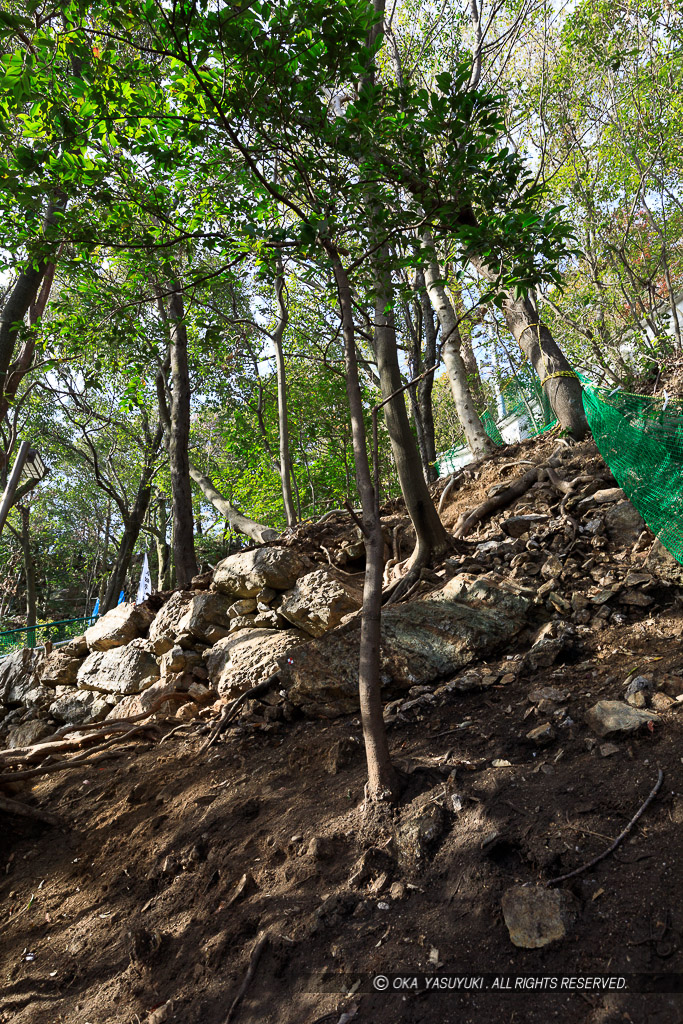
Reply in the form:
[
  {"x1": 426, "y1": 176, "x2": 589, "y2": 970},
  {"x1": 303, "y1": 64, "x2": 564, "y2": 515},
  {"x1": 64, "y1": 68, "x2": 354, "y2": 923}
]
[
  {"x1": 228, "y1": 598, "x2": 258, "y2": 618},
  {"x1": 107, "y1": 678, "x2": 184, "y2": 719},
  {"x1": 174, "y1": 591, "x2": 234, "y2": 644},
  {"x1": 213, "y1": 547, "x2": 309, "y2": 598},
  {"x1": 0, "y1": 648, "x2": 45, "y2": 705},
  {"x1": 84, "y1": 602, "x2": 155, "y2": 652},
  {"x1": 279, "y1": 567, "x2": 363, "y2": 637},
  {"x1": 147, "y1": 592, "x2": 194, "y2": 654},
  {"x1": 39, "y1": 647, "x2": 85, "y2": 688},
  {"x1": 396, "y1": 803, "x2": 446, "y2": 866},
  {"x1": 281, "y1": 574, "x2": 533, "y2": 717},
  {"x1": 229, "y1": 615, "x2": 258, "y2": 634},
  {"x1": 502, "y1": 514, "x2": 549, "y2": 538},
  {"x1": 502, "y1": 885, "x2": 576, "y2": 948},
  {"x1": 604, "y1": 500, "x2": 645, "y2": 547},
  {"x1": 6, "y1": 719, "x2": 53, "y2": 749},
  {"x1": 646, "y1": 538, "x2": 683, "y2": 583},
  {"x1": 204, "y1": 628, "x2": 310, "y2": 698},
  {"x1": 585, "y1": 700, "x2": 657, "y2": 737},
  {"x1": 593, "y1": 487, "x2": 626, "y2": 503},
  {"x1": 159, "y1": 645, "x2": 202, "y2": 677},
  {"x1": 526, "y1": 721, "x2": 555, "y2": 745},
  {"x1": 77, "y1": 640, "x2": 160, "y2": 695},
  {"x1": 49, "y1": 689, "x2": 114, "y2": 725}
]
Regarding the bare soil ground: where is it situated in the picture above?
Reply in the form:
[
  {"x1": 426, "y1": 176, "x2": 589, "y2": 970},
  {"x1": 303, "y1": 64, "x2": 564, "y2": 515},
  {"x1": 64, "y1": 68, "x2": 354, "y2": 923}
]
[{"x1": 1, "y1": 437, "x2": 682, "y2": 1024}]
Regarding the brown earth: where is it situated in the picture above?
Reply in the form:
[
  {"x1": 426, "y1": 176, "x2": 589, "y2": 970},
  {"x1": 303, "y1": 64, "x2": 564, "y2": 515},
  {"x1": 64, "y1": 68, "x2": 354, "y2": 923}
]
[{"x1": 1, "y1": 436, "x2": 682, "y2": 1024}]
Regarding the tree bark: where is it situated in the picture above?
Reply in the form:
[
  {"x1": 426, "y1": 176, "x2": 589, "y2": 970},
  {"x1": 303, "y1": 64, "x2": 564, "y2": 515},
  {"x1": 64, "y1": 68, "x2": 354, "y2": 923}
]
[
  {"x1": 188, "y1": 461, "x2": 278, "y2": 544},
  {"x1": 326, "y1": 244, "x2": 398, "y2": 804},
  {"x1": 101, "y1": 473, "x2": 154, "y2": 612},
  {"x1": 167, "y1": 283, "x2": 199, "y2": 586},
  {"x1": 415, "y1": 271, "x2": 439, "y2": 482},
  {"x1": 19, "y1": 506, "x2": 37, "y2": 647},
  {"x1": 272, "y1": 270, "x2": 297, "y2": 526},
  {"x1": 468, "y1": 256, "x2": 589, "y2": 439},
  {"x1": 422, "y1": 246, "x2": 496, "y2": 457},
  {"x1": 374, "y1": 268, "x2": 451, "y2": 566}
]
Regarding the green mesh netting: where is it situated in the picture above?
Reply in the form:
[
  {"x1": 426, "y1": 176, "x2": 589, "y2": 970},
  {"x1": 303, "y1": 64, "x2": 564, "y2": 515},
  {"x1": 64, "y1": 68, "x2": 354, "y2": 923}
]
[
  {"x1": 481, "y1": 410, "x2": 504, "y2": 446},
  {"x1": 581, "y1": 379, "x2": 683, "y2": 564}
]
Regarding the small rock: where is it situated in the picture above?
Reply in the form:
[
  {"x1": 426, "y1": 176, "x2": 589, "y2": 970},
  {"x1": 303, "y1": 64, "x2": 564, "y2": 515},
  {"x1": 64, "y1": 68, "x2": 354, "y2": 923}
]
[
  {"x1": 626, "y1": 690, "x2": 648, "y2": 709},
  {"x1": 396, "y1": 804, "x2": 445, "y2": 866},
  {"x1": 492, "y1": 758, "x2": 512, "y2": 768},
  {"x1": 585, "y1": 700, "x2": 657, "y2": 737},
  {"x1": 604, "y1": 501, "x2": 645, "y2": 547},
  {"x1": 389, "y1": 881, "x2": 406, "y2": 900},
  {"x1": 502, "y1": 514, "x2": 549, "y2": 538},
  {"x1": 592, "y1": 487, "x2": 625, "y2": 503},
  {"x1": 651, "y1": 692, "x2": 675, "y2": 712},
  {"x1": 548, "y1": 592, "x2": 571, "y2": 615},
  {"x1": 528, "y1": 686, "x2": 568, "y2": 704},
  {"x1": 229, "y1": 598, "x2": 258, "y2": 618},
  {"x1": 625, "y1": 675, "x2": 653, "y2": 697},
  {"x1": 541, "y1": 553, "x2": 563, "y2": 579},
  {"x1": 526, "y1": 721, "x2": 555, "y2": 746},
  {"x1": 618, "y1": 589, "x2": 653, "y2": 607},
  {"x1": 501, "y1": 885, "x2": 576, "y2": 948},
  {"x1": 325, "y1": 736, "x2": 361, "y2": 774},
  {"x1": 600, "y1": 742, "x2": 620, "y2": 757}
]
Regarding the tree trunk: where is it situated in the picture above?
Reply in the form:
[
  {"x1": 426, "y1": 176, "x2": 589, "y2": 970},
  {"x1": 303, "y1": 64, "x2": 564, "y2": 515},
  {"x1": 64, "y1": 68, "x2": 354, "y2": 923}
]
[
  {"x1": 272, "y1": 271, "x2": 297, "y2": 526},
  {"x1": 468, "y1": 256, "x2": 589, "y2": 439},
  {"x1": 415, "y1": 271, "x2": 438, "y2": 482},
  {"x1": 422, "y1": 248, "x2": 496, "y2": 457},
  {"x1": 327, "y1": 244, "x2": 398, "y2": 804},
  {"x1": 374, "y1": 269, "x2": 451, "y2": 567},
  {"x1": 188, "y1": 461, "x2": 278, "y2": 544},
  {"x1": 168, "y1": 283, "x2": 198, "y2": 586},
  {"x1": 101, "y1": 475, "x2": 153, "y2": 612},
  {"x1": 19, "y1": 506, "x2": 37, "y2": 647},
  {"x1": 156, "y1": 495, "x2": 171, "y2": 590}
]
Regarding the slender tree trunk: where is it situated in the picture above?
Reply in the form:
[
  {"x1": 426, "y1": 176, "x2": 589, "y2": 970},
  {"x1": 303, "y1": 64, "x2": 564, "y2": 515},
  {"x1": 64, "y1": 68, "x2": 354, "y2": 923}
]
[
  {"x1": 374, "y1": 268, "x2": 451, "y2": 566},
  {"x1": 101, "y1": 475, "x2": 154, "y2": 612},
  {"x1": 422, "y1": 247, "x2": 496, "y2": 456},
  {"x1": 467, "y1": 255, "x2": 589, "y2": 439},
  {"x1": 19, "y1": 506, "x2": 37, "y2": 647},
  {"x1": 156, "y1": 495, "x2": 171, "y2": 589},
  {"x1": 188, "y1": 461, "x2": 278, "y2": 543},
  {"x1": 326, "y1": 244, "x2": 398, "y2": 804},
  {"x1": 272, "y1": 271, "x2": 297, "y2": 526},
  {"x1": 168, "y1": 283, "x2": 198, "y2": 586},
  {"x1": 415, "y1": 272, "x2": 438, "y2": 481}
]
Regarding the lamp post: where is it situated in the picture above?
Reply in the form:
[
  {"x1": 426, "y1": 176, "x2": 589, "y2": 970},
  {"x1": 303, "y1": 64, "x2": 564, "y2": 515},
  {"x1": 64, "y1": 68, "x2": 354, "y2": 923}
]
[{"x1": 0, "y1": 442, "x2": 48, "y2": 536}]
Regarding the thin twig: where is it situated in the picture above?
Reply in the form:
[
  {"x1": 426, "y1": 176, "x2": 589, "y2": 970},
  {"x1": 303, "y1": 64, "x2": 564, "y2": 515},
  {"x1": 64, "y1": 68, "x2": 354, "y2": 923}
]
[
  {"x1": 548, "y1": 769, "x2": 664, "y2": 886},
  {"x1": 225, "y1": 931, "x2": 269, "y2": 1023}
]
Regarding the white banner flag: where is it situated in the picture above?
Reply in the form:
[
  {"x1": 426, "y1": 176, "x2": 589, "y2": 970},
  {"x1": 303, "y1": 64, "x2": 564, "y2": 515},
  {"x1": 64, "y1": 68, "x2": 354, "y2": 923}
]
[{"x1": 136, "y1": 553, "x2": 152, "y2": 605}]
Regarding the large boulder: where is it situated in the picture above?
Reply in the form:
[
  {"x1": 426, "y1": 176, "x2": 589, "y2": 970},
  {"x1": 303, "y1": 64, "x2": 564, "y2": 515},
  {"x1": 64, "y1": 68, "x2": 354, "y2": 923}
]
[
  {"x1": 213, "y1": 547, "x2": 310, "y2": 598},
  {"x1": 39, "y1": 646, "x2": 87, "y2": 688},
  {"x1": 603, "y1": 500, "x2": 644, "y2": 547},
  {"x1": 147, "y1": 591, "x2": 193, "y2": 654},
  {"x1": 280, "y1": 573, "x2": 533, "y2": 717},
  {"x1": 279, "y1": 567, "x2": 362, "y2": 637},
  {"x1": 84, "y1": 602, "x2": 155, "y2": 652},
  {"x1": 49, "y1": 689, "x2": 115, "y2": 725},
  {"x1": 174, "y1": 591, "x2": 234, "y2": 645},
  {"x1": 0, "y1": 648, "x2": 45, "y2": 705},
  {"x1": 77, "y1": 640, "x2": 160, "y2": 695},
  {"x1": 205, "y1": 628, "x2": 310, "y2": 698}
]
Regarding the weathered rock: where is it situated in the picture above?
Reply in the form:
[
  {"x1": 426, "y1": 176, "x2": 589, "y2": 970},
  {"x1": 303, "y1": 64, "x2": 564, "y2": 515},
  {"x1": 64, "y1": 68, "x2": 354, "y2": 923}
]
[
  {"x1": 646, "y1": 538, "x2": 683, "y2": 584},
  {"x1": 110, "y1": 678, "x2": 185, "y2": 719},
  {"x1": 279, "y1": 567, "x2": 363, "y2": 638},
  {"x1": 585, "y1": 700, "x2": 657, "y2": 737},
  {"x1": 172, "y1": 591, "x2": 234, "y2": 645},
  {"x1": 526, "y1": 721, "x2": 555, "y2": 745},
  {"x1": 159, "y1": 645, "x2": 202, "y2": 677},
  {"x1": 49, "y1": 689, "x2": 114, "y2": 725},
  {"x1": 229, "y1": 615, "x2": 258, "y2": 634},
  {"x1": 604, "y1": 500, "x2": 645, "y2": 547},
  {"x1": 592, "y1": 487, "x2": 626, "y2": 503},
  {"x1": 0, "y1": 648, "x2": 45, "y2": 705},
  {"x1": 39, "y1": 647, "x2": 86, "y2": 688},
  {"x1": 281, "y1": 574, "x2": 533, "y2": 717},
  {"x1": 6, "y1": 719, "x2": 53, "y2": 749},
  {"x1": 147, "y1": 592, "x2": 194, "y2": 654},
  {"x1": 84, "y1": 602, "x2": 155, "y2": 652},
  {"x1": 204, "y1": 628, "x2": 310, "y2": 698},
  {"x1": 77, "y1": 640, "x2": 160, "y2": 695},
  {"x1": 502, "y1": 514, "x2": 549, "y2": 538},
  {"x1": 541, "y1": 553, "x2": 563, "y2": 579},
  {"x1": 325, "y1": 736, "x2": 362, "y2": 774},
  {"x1": 502, "y1": 885, "x2": 576, "y2": 948},
  {"x1": 528, "y1": 686, "x2": 569, "y2": 704},
  {"x1": 228, "y1": 598, "x2": 258, "y2": 618},
  {"x1": 396, "y1": 803, "x2": 446, "y2": 866},
  {"x1": 213, "y1": 547, "x2": 309, "y2": 598}
]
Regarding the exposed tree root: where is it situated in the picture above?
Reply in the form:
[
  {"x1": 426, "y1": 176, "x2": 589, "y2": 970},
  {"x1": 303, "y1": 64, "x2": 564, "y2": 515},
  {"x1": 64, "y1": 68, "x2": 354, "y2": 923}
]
[
  {"x1": 0, "y1": 726, "x2": 159, "y2": 783},
  {"x1": 224, "y1": 931, "x2": 270, "y2": 1024},
  {"x1": 196, "y1": 675, "x2": 279, "y2": 757},
  {"x1": 548, "y1": 768, "x2": 663, "y2": 886},
  {"x1": 454, "y1": 466, "x2": 540, "y2": 538},
  {"x1": 0, "y1": 793, "x2": 60, "y2": 826}
]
